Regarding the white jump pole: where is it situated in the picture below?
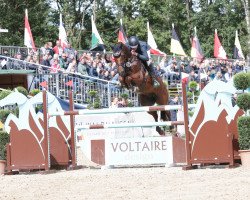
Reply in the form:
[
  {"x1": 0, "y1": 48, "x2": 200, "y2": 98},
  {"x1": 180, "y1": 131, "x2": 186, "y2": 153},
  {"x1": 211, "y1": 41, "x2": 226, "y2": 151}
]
[
  {"x1": 49, "y1": 104, "x2": 196, "y2": 117},
  {"x1": 75, "y1": 121, "x2": 184, "y2": 130}
]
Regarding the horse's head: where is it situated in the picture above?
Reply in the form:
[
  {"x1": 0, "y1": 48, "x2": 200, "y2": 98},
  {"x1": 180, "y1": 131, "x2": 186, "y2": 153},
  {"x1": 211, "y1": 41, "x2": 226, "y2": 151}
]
[{"x1": 111, "y1": 42, "x2": 132, "y2": 76}]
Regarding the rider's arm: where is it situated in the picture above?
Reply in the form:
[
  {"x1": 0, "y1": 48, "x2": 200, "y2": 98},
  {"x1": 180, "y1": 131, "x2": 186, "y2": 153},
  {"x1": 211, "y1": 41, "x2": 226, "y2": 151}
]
[{"x1": 137, "y1": 45, "x2": 149, "y2": 61}]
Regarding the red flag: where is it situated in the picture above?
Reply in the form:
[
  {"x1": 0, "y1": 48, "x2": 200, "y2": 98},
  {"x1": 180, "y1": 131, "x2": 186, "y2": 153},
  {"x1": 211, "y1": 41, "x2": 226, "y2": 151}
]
[
  {"x1": 59, "y1": 13, "x2": 68, "y2": 49},
  {"x1": 118, "y1": 19, "x2": 128, "y2": 44},
  {"x1": 39, "y1": 81, "x2": 48, "y2": 88},
  {"x1": 147, "y1": 22, "x2": 165, "y2": 56},
  {"x1": 24, "y1": 9, "x2": 36, "y2": 51},
  {"x1": 214, "y1": 29, "x2": 227, "y2": 59},
  {"x1": 65, "y1": 80, "x2": 73, "y2": 87}
]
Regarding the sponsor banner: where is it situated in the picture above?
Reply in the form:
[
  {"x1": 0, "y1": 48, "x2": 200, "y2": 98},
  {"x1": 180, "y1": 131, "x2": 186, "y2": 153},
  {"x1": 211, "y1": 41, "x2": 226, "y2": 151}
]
[{"x1": 105, "y1": 137, "x2": 173, "y2": 165}]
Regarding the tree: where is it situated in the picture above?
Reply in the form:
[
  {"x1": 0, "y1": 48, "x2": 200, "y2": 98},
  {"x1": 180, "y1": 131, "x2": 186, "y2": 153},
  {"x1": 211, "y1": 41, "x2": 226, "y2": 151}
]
[
  {"x1": 241, "y1": 0, "x2": 250, "y2": 66},
  {"x1": 0, "y1": 0, "x2": 57, "y2": 47}
]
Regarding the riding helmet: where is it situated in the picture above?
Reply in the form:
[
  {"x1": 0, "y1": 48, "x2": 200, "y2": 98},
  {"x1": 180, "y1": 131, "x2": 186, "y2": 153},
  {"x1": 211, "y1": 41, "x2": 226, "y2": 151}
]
[{"x1": 129, "y1": 36, "x2": 139, "y2": 48}]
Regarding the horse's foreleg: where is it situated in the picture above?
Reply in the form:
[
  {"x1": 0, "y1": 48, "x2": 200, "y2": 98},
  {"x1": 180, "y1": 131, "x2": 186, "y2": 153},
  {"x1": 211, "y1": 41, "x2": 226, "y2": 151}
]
[{"x1": 119, "y1": 76, "x2": 125, "y2": 86}]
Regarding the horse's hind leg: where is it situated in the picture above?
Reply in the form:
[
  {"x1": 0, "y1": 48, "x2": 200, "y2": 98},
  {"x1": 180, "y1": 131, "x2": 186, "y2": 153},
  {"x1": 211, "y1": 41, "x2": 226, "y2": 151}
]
[
  {"x1": 161, "y1": 110, "x2": 171, "y2": 121},
  {"x1": 148, "y1": 111, "x2": 165, "y2": 136}
]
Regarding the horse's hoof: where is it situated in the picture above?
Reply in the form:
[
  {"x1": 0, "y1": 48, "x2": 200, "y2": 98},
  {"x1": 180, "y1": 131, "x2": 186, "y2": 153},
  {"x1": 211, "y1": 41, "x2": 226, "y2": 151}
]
[{"x1": 159, "y1": 130, "x2": 166, "y2": 136}]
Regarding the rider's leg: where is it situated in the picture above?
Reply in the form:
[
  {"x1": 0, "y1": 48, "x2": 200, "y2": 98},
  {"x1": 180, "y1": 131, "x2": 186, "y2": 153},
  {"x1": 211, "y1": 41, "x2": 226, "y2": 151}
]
[{"x1": 145, "y1": 63, "x2": 160, "y2": 87}]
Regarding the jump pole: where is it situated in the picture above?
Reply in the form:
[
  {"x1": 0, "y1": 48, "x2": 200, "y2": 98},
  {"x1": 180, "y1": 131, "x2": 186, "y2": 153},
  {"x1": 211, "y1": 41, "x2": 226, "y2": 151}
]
[
  {"x1": 69, "y1": 90, "x2": 77, "y2": 168},
  {"x1": 75, "y1": 121, "x2": 185, "y2": 130},
  {"x1": 181, "y1": 82, "x2": 192, "y2": 169},
  {"x1": 49, "y1": 104, "x2": 196, "y2": 116},
  {"x1": 42, "y1": 90, "x2": 50, "y2": 170}
]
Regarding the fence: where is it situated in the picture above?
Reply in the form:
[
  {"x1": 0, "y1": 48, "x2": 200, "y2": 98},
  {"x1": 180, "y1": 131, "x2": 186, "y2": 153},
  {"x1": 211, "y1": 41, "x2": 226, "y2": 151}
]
[{"x1": 0, "y1": 55, "x2": 139, "y2": 107}]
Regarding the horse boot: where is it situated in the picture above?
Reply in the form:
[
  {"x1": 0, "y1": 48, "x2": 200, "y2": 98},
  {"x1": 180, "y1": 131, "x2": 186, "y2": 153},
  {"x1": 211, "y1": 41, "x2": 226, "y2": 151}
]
[{"x1": 147, "y1": 64, "x2": 160, "y2": 88}]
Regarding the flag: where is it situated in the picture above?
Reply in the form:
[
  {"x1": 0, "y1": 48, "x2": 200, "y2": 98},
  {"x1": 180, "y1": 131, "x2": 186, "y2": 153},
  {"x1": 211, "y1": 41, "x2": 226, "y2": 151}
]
[
  {"x1": 214, "y1": 29, "x2": 227, "y2": 59},
  {"x1": 24, "y1": 9, "x2": 36, "y2": 51},
  {"x1": 118, "y1": 19, "x2": 128, "y2": 44},
  {"x1": 191, "y1": 27, "x2": 204, "y2": 61},
  {"x1": 147, "y1": 22, "x2": 165, "y2": 55},
  {"x1": 233, "y1": 30, "x2": 244, "y2": 59},
  {"x1": 91, "y1": 15, "x2": 104, "y2": 51},
  {"x1": 39, "y1": 81, "x2": 48, "y2": 88},
  {"x1": 170, "y1": 24, "x2": 187, "y2": 56},
  {"x1": 181, "y1": 72, "x2": 189, "y2": 84},
  {"x1": 59, "y1": 13, "x2": 68, "y2": 49},
  {"x1": 65, "y1": 80, "x2": 73, "y2": 87}
]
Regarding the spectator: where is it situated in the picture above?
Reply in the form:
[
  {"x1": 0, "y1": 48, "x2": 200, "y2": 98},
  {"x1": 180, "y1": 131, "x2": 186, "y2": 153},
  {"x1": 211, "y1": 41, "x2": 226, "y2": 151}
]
[
  {"x1": 59, "y1": 53, "x2": 69, "y2": 70},
  {"x1": 89, "y1": 61, "x2": 98, "y2": 77},
  {"x1": 32, "y1": 55, "x2": 40, "y2": 64},
  {"x1": 169, "y1": 95, "x2": 180, "y2": 131},
  {"x1": 77, "y1": 57, "x2": 89, "y2": 76},
  {"x1": 102, "y1": 70, "x2": 110, "y2": 81},
  {"x1": 11, "y1": 52, "x2": 24, "y2": 69},
  {"x1": 224, "y1": 67, "x2": 233, "y2": 82},
  {"x1": 53, "y1": 40, "x2": 64, "y2": 57},
  {"x1": 50, "y1": 54, "x2": 59, "y2": 66},
  {"x1": 41, "y1": 54, "x2": 50, "y2": 67},
  {"x1": 213, "y1": 71, "x2": 225, "y2": 82},
  {"x1": 66, "y1": 59, "x2": 77, "y2": 73},
  {"x1": 50, "y1": 58, "x2": 60, "y2": 73},
  {"x1": 156, "y1": 64, "x2": 166, "y2": 78},
  {"x1": 64, "y1": 43, "x2": 76, "y2": 57},
  {"x1": 109, "y1": 97, "x2": 119, "y2": 108},
  {"x1": 46, "y1": 42, "x2": 54, "y2": 58},
  {"x1": 232, "y1": 93, "x2": 238, "y2": 107},
  {"x1": 40, "y1": 43, "x2": 49, "y2": 55},
  {"x1": 188, "y1": 70, "x2": 198, "y2": 83},
  {"x1": 165, "y1": 62, "x2": 179, "y2": 85}
]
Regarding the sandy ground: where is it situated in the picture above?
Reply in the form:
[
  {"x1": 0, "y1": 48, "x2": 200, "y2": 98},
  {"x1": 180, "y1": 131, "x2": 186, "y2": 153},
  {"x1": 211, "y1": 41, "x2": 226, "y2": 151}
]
[{"x1": 0, "y1": 149, "x2": 249, "y2": 200}]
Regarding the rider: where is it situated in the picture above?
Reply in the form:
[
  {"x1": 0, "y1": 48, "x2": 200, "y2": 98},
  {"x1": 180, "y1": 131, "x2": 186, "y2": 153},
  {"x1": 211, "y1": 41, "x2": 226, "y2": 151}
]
[{"x1": 127, "y1": 36, "x2": 160, "y2": 87}]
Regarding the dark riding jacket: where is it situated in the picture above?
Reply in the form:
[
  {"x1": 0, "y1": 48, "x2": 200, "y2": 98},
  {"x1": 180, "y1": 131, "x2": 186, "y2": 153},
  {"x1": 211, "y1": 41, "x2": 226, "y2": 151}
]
[{"x1": 126, "y1": 41, "x2": 151, "y2": 62}]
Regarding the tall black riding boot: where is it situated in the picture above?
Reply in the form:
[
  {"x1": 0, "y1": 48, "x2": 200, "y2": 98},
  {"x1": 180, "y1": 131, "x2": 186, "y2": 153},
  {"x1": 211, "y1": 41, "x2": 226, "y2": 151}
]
[{"x1": 146, "y1": 63, "x2": 160, "y2": 88}]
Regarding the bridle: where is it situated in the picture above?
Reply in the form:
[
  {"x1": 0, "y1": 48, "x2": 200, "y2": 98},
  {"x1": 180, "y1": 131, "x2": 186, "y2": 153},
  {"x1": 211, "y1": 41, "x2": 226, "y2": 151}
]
[{"x1": 113, "y1": 50, "x2": 132, "y2": 70}]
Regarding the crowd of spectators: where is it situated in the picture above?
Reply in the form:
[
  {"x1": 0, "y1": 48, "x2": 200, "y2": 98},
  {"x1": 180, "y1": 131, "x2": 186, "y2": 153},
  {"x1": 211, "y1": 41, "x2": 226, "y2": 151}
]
[
  {"x1": 156, "y1": 55, "x2": 246, "y2": 86},
  {"x1": 0, "y1": 41, "x2": 247, "y2": 87}
]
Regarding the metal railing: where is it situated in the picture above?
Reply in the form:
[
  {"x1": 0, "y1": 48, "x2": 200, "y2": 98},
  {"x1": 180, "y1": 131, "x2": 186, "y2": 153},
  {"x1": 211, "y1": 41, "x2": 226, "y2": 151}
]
[{"x1": 0, "y1": 55, "x2": 139, "y2": 108}]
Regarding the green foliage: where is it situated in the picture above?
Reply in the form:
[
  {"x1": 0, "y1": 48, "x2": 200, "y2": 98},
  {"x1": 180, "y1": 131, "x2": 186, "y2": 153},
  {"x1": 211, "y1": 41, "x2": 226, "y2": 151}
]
[
  {"x1": 237, "y1": 116, "x2": 250, "y2": 150},
  {"x1": 188, "y1": 81, "x2": 198, "y2": 91},
  {"x1": 0, "y1": 131, "x2": 9, "y2": 160},
  {"x1": 121, "y1": 93, "x2": 129, "y2": 100},
  {"x1": 87, "y1": 90, "x2": 102, "y2": 109},
  {"x1": 247, "y1": 72, "x2": 250, "y2": 88},
  {"x1": 35, "y1": 105, "x2": 43, "y2": 113},
  {"x1": 187, "y1": 91, "x2": 193, "y2": 98},
  {"x1": 127, "y1": 101, "x2": 133, "y2": 107},
  {"x1": 88, "y1": 90, "x2": 98, "y2": 97},
  {"x1": 233, "y1": 72, "x2": 249, "y2": 91},
  {"x1": 0, "y1": 0, "x2": 56, "y2": 47},
  {"x1": 30, "y1": 89, "x2": 40, "y2": 96},
  {"x1": 15, "y1": 86, "x2": 28, "y2": 96},
  {"x1": 0, "y1": 110, "x2": 11, "y2": 123},
  {"x1": 0, "y1": 90, "x2": 11, "y2": 100},
  {"x1": 236, "y1": 93, "x2": 250, "y2": 112},
  {"x1": 188, "y1": 110, "x2": 194, "y2": 117}
]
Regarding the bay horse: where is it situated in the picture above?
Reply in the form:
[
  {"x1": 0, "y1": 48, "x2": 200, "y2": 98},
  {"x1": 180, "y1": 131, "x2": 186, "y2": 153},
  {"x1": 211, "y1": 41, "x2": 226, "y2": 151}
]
[{"x1": 111, "y1": 42, "x2": 170, "y2": 135}]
